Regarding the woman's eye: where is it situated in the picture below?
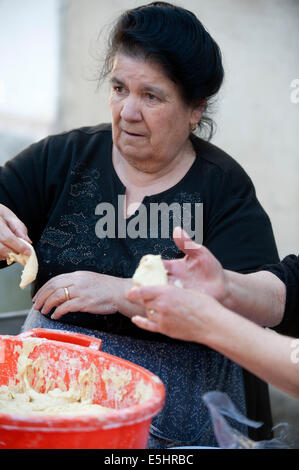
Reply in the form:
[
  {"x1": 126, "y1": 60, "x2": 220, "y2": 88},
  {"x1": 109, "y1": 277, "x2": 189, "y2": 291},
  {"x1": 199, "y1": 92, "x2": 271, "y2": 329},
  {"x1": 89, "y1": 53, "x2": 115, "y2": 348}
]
[
  {"x1": 112, "y1": 85, "x2": 125, "y2": 95},
  {"x1": 146, "y1": 93, "x2": 159, "y2": 102}
]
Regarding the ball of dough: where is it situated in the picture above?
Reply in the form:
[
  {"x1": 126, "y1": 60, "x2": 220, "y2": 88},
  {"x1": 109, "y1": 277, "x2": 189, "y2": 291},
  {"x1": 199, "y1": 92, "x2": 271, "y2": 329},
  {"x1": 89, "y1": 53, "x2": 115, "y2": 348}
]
[{"x1": 132, "y1": 254, "x2": 168, "y2": 286}]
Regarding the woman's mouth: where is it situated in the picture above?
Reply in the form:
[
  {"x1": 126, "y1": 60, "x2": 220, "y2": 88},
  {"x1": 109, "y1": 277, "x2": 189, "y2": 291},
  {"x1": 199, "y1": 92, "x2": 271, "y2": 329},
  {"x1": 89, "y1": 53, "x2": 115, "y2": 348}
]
[{"x1": 122, "y1": 130, "x2": 145, "y2": 138}]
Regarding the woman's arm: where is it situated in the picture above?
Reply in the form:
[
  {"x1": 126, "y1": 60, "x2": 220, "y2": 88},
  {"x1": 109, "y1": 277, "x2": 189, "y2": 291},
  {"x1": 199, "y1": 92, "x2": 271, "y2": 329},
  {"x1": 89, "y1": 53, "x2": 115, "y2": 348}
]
[
  {"x1": 164, "y1": 227, "x2": 286, "y2": 327},
  {"x1": 223, "y1": 269, "x2": 286, "y2": 327},
  {"x1": 127, "y1": 286, "x2": 299, "y2": 398}
]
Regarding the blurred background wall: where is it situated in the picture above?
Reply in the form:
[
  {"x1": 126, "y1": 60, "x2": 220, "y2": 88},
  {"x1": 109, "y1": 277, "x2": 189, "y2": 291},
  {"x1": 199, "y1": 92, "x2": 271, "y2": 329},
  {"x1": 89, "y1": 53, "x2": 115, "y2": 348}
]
[
  {"x1": 0, "y1": 0, "x2": 60, "y2": 311},
  {"x1": 0, "y1": 0, "x2": 299, "y2": 429}
]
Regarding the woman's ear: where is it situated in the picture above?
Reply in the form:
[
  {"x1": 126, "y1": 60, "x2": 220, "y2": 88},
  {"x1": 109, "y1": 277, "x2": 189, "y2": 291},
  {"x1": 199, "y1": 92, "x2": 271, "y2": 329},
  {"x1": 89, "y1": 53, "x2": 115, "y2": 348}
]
[{"x1": 192, "y1": 99, "x2": 207, "y2": 124}]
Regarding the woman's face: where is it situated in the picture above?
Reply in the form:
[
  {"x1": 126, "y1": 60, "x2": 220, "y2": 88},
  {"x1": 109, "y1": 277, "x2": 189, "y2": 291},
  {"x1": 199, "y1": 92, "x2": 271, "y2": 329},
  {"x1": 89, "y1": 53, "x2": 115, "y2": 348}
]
[{"x1": 109, "y1": 54, "x2": 201, "y2": 170}]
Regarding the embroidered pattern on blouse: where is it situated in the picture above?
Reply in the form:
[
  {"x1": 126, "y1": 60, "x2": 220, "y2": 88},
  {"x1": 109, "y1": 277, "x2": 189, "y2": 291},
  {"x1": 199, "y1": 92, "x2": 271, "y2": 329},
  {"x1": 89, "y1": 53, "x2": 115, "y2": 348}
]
[{"x1": 37, "y1": 160, "x2": 203, "y2": 278}]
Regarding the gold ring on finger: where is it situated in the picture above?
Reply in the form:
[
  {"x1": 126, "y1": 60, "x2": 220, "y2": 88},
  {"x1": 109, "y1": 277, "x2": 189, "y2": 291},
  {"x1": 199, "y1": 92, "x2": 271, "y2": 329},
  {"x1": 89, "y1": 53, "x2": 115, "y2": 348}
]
[
  {"x1": 148, "y1": 309, "x2": 158, "y2": 322},
  {"x1": 64, "y1": 287, "x2": 70, "y2": 302}
]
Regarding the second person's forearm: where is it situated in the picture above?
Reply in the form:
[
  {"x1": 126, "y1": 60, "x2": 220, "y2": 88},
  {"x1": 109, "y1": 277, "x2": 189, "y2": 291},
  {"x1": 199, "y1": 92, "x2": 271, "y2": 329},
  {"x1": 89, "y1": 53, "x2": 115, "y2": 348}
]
[{"x1": 204, "y1": 306, "x2": 299, "y2": 398}]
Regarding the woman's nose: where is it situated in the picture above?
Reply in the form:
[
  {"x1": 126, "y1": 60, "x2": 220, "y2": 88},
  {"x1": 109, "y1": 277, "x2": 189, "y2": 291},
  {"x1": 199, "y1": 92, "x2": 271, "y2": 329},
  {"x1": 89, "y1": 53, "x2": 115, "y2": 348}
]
[{"x1": 120, "y1": 97, "x2": 142, "y2": 121}]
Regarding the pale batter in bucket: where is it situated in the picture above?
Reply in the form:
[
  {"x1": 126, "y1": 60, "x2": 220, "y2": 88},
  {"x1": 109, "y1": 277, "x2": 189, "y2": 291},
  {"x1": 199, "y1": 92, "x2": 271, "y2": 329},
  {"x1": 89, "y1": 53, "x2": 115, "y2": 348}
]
[{"x1": 0, "y1": 338, "x2": 114, "y2": 416}]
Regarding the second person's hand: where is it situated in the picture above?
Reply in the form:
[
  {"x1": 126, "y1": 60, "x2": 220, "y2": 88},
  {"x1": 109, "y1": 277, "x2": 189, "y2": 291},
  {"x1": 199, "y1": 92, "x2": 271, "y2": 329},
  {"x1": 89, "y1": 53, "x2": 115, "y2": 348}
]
[{"x1": 127, "y1": 284, "x2": 221, "y2": 343}]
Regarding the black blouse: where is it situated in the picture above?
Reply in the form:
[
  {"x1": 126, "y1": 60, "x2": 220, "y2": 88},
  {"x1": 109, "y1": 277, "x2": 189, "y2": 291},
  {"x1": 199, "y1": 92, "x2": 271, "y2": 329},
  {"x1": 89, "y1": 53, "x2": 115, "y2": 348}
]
[{"x1": 264, "y1": 255, "x2": 299, "y2": 337}]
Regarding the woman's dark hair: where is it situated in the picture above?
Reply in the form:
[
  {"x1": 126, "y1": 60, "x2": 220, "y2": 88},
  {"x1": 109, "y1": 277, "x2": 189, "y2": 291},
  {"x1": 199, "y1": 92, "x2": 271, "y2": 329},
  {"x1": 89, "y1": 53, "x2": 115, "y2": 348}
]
[{"x1": 100, "y1": 1, "x2": 224, "y2": 140}]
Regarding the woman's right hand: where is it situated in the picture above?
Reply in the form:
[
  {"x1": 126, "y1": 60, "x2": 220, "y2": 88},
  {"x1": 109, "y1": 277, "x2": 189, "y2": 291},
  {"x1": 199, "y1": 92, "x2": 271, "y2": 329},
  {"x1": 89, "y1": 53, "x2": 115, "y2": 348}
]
[
  {"x1": 164, "y1": 227, "x2": 229, "y2": 303},
  {"x1": 0, "y1": 204, "x2": 32, "y2": 260}
]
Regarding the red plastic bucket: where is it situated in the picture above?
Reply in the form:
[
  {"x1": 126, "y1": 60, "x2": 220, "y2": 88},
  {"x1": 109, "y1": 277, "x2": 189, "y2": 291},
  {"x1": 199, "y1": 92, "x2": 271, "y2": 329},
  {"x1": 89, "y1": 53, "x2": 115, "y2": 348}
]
[{"x1": 0, "y1": 328, "x2": 165, "y2": 449}]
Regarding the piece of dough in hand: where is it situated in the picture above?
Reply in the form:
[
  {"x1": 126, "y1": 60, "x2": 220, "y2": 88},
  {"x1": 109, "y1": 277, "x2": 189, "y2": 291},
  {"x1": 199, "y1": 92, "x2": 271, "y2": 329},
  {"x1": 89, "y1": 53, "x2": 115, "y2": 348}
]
[
  {"x1": 133, "y1": 254, "x2": 168, "y2": 286},
  {"x1": 6, "y1": 238, "x2": 38, "y2": 289}
]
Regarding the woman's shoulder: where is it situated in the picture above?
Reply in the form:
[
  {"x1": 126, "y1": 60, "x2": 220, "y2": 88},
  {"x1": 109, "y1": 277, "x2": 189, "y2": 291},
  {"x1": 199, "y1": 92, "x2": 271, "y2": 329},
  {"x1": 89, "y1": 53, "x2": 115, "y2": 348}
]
[
  {"x1": 46, "y1": 123, "x2": 112, "y2": 145},
  {"x1": 191, "y1": 134, "x2": 249, "y2": 176},
  {"x1": 57, "y1": 122, "x2": 112, "y2": 136},
  {"x1": 19, "y1": 123, "x2": 112, "y2": 155},
  {"x1": 23, "y1": 123, "x2": 112, "y2": 166},
  {"x1": 190, "y1": 134, "x2": 254, "y2": 198},
  {"x1": 5, "y1": 124, "x2": 113, "y2": 181}
]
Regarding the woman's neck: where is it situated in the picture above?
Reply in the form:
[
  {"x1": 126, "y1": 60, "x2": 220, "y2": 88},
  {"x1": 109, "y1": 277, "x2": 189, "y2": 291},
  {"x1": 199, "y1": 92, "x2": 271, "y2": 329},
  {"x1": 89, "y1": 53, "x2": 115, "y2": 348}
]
[{"x1": 112, "y1": 139, "x2": 196, "y2": 193}]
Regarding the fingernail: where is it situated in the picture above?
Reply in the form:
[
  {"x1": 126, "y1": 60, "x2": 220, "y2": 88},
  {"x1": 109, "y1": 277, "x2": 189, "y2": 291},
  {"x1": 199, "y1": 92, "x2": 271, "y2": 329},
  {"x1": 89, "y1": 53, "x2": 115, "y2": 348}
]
[
  {"x1": 20, "y1": 233, "x2": 32, "y2": 243},
  {"x1": 127, "y1": 286, "x2": 137, "y2": 295}
]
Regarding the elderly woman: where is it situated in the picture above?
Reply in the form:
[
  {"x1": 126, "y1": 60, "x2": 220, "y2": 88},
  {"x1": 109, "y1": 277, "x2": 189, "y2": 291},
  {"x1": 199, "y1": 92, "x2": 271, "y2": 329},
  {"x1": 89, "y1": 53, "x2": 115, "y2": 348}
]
[{"x1": 0, "y1": 2, "x2": 279, "y2": 448}]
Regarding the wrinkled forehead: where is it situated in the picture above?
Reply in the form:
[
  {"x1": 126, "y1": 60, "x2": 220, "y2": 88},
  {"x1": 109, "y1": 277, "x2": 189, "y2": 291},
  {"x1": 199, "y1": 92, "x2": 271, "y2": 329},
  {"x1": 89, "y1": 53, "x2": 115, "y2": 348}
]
[{"x1": 110, "y1": 51, "x2": 186, "y2": 101}]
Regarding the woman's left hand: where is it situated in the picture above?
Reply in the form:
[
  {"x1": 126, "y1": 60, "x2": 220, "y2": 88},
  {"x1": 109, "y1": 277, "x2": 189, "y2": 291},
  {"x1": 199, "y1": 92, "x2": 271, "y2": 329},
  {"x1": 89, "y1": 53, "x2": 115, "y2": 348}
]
[{"x1": 33, "y1": 271, "x2": 133, "y2": 320}]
